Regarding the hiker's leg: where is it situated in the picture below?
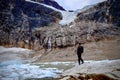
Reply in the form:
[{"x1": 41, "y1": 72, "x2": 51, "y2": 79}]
[
  {"x1": 78, "y1": 58, "x2": 80, "y2": 65},
  {"x1": 78, "y1": 56, "x2": 81, "y2": 65},
  {"x1": 80, "y1": 57, "x2": 84, "y2": 64}
]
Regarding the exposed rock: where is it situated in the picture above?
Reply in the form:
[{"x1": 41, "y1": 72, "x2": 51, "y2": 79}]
[
  {"x1": 32, "y1": 21, "x2": 120, "y2": 50},
  {"x1": 61, "y1": 60, "x2": 120, "y2": 80},
  {"x1": 76, "y1": 0, "x2": 120, "y2": 26},
  {"x1": 0, "y1": 0, "x2": 120, "y2": 51},
  {"x1": 60, "y1": 74, "x2": 115, "y2": 80},
  {"x1": 107, "y1": 0, "x2": 120, "y2": 26},
  {"x1": 0, "y1": 0, "x2": 62, "y2": 27},
  {"x1": 0, "y1": 0, "x2": 62, "y2": 47}
]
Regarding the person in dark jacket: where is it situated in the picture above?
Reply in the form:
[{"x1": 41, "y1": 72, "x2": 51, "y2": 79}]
[{"x1": 77, "y1": 43, "x2": 84, "y2": 65}]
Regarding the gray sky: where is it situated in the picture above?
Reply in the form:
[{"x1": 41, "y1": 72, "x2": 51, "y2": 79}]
[{"x1": 54, "y1": 0, "x2": 105, "y2": 10}]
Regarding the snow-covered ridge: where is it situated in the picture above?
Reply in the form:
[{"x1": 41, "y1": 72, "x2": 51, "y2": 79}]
[
  {"x1": 25, "y1": 0, "x2": 106, "y2": 25},
  {"x1": 25, "y1": 0, "x2": 78, "y2": 25},
  {"x1": 25, "y1": 0, "x2": 60, "y2": 11}
]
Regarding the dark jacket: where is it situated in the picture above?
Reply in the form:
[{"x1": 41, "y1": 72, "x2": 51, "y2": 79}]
[{"x1": 77, "y1": 46, "x2": 84, "y2": 55}]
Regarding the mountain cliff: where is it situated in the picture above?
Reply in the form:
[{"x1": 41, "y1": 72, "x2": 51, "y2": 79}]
[
  {"x1": 0, "y1": 0, "x2": 62, "y2": 48},
  {"x1": 76, "y1": 0, "x2": 120, "y2": 26},
  {"x1": 0, "y1": 0, "x2": 120, "y2": 50}
]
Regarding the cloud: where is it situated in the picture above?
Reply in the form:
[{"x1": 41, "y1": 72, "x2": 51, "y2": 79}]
[{"x1": 54, "y1": 0, "x2": 105, "y2": 10}]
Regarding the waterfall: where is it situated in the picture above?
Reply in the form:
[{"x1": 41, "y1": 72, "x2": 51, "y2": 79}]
[{"x1": 47, "y1": 37, "x2": 52, "y2": 52}]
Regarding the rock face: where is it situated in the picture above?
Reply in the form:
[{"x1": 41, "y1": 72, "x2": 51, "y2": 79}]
[
  {"x1": 107, "y1": 0, "x2": 120, "y2": 26},
  {"x1": 0, "y1": 0, "x2": 62, "y2": 48},
  {"x1": 76, "y1": 1, "x2": 107, "y2": 22},
  {"x1": 33, "y1": 21, "x2": 120, "y2": 50},
  {"x1": 32, "y1": 0, "x2": 66, "y2": 11},
  {"x1": 0, "y1": 0, "x2": 62, "y2": 28},
  {"x1": 76, "y1": 0, "x2": 120, "y2": 26},
  {"x1": 0, "y1": 0, "x2": 120, "y2": 50}
]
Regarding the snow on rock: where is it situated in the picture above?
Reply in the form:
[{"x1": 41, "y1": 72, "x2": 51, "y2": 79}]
[
  {"x1": 25, "y1": 0, "x2": 59, "y2": 11},
  {"x1": 62, "y1": 59, "x2": 120, "y2": 79},
  {"x1": 25, "y1": 0, "x2": 78, "y2": 25},
  {"x1": 0, "y1": 46, "x2": 33, "y2": 62},
  {"x1": 25, "y1": 0, "x2": 107, "y2": 26},
  {"x1": 75, "y1": 5, "x2": 93, "y2": 13},
  {"x1": 0, "y1": 46, "x2": 32, "y2": 54}
]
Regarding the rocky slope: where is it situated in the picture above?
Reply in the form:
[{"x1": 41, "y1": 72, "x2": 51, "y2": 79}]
[
  {"x1": 76, "y1": 0, "x2": 120, "y2": 26},
  {"x1": 60, "y1": 59, "x2": 120, "y2": 80},
  {"x1": 0, "y1": 0, "x2": 62, "y2": 48},
  {"x1": 0, "y1": 0, "x2": 120, "y2": 51}
]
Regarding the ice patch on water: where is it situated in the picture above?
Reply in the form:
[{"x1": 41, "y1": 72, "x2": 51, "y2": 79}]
[{"x1": 0, "y1": 60, "x2": 63, "y2": 80}]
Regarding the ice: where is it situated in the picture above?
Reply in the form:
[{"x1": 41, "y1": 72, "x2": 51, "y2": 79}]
[
  {"x1": 8, "y1": 73, "x2": 19, "y2": 78},
  {"x1": 60, "y1": 11, "x2": 77, "y2": 25},
  {"x1": 0, "y1": 46, "x2": 64, "y2": 79},
  {"x1": 25, "y1": 0, "x2": 76, "y2": 25},
  {"x1": 0, "y1": 46, "x2": 32, "y2": 54},
  {"x1": 0, "y1": 60, "x2": 63, "y2": 80},
  {"x1": 0, "y1": 46, "x2": 33, "y2": 63},
  {"x1": 0, "y1": 60, "x2": 22, "y2": 67},
  {"x1": 25, "y1": 0, "x2": 106, "y2": 25},
  {"x1": 1, "y1": 58, "x2": 120, "y2": 80}
]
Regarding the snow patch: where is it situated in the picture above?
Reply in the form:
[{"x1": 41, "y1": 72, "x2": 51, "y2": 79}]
[
  {"x1": 60, "y1": 11, "x2": 77, "y2": 25},
  {"x1": 25, "y1": 0, "x2": 77, "y2": 25},
  {"x1": 25, "y1": 0, "x2": 59, "y2": 11},
  {"x1": 25, "y1": 0, "x2": 106, "y2": 25},
  {"x1": 0, "y1": 46, "x2": 32, "y2": 54}
]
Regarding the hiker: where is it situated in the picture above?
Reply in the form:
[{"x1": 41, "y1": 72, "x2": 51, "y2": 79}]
[{"x1": 77, "y1": 43, "x2": 84, "y2": 65}]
